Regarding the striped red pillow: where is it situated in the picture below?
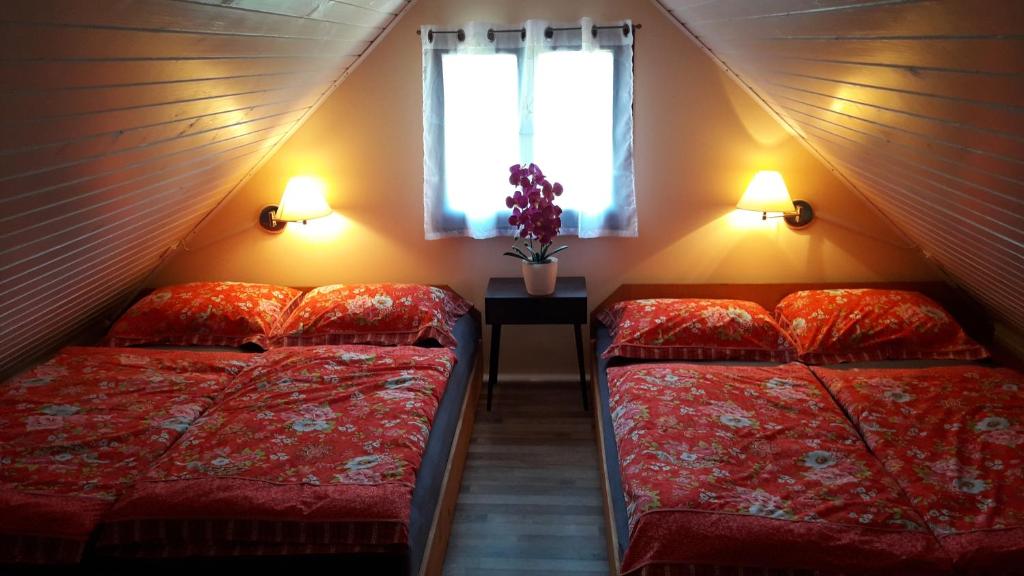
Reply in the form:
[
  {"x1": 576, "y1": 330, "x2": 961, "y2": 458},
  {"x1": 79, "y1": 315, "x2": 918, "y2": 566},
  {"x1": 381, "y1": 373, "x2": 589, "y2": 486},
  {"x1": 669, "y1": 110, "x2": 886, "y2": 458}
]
[
  {"x1": 272, "y1": 283, "x2": 471, "y2": 348},
  {"x1": 598, "y1": 298, "x2": 795, "y2": 362},
  {"x1": 106, "y1": 282, "x2": 302, "y2": 349},
  {"x1": 775, "y1": 289, "x2": 988, "y2": 364}
]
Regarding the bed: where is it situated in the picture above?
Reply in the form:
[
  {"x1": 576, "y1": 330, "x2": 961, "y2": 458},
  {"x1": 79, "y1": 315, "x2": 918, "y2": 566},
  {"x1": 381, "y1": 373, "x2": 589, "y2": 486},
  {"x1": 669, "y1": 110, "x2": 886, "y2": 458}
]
[
  {"x1": 96, "y1": 314, "x2": 481, "y2": 576},
  {"x1": 810, "y1": 363, "x2": 1024, "y2": 575},
  {"x1": 0, "y1": 282, "x2": 482, "y2": 576},
  {"x1": 777, "y1": 284, "x2": 1023, "y2": 574},
  {"x1": 591, "y1": 282, "x2": 1007, "y2": 576},
  {"x1": 0, "y1": 346, "x2": 254, "y2": 564}
]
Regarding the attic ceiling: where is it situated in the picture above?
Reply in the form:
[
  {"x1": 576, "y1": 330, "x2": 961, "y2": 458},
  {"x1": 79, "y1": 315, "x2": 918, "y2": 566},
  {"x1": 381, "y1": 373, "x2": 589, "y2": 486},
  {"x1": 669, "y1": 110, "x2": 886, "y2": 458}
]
[
  {"x1": 654, "y1": 0, "x2": 1024, "y2": 335},
  {"x1": 0, "y1": 0, "x2": 412, "y2": 376},
  {"x1": 2, "y1": 0, "x2": 1021, "y2": 377}
]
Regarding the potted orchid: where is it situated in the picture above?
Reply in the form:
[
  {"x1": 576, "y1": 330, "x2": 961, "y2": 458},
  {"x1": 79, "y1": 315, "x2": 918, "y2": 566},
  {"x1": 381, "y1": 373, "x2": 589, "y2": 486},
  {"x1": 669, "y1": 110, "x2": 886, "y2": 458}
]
[{"x1": 503, "y1": 163, "x2": 567, "y2": 296}]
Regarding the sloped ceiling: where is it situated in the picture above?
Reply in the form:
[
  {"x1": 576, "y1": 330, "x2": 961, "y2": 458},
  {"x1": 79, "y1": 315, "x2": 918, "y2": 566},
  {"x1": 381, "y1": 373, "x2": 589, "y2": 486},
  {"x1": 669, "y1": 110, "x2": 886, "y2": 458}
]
[
  {"x1": 654, "y1": 0, "x2": 1024, "y2": 334},
  {"x1": 0, "y1": 0, "x2": 412, "y2": 376}
]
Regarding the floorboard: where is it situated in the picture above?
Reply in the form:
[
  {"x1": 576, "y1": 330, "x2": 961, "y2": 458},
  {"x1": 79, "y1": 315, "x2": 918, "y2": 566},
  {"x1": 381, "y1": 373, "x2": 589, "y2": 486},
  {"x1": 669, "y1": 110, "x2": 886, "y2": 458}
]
[{"x1": 442, "y1": 380, "x2": 610, "y2": 576}]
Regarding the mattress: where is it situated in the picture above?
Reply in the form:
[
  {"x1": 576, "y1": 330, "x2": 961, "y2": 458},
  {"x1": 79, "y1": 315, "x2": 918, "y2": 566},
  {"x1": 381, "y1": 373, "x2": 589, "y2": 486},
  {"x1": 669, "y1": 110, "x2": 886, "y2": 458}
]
[
  {"x1": 408, "y1": 313, "x2": 478, "y2": 573},
  {"x1": 96, "y1": 325, "x2": 474, "y2": 567},
  {"x1": 596, "y1": 326, "x2": 949, "y2": 575},
  {"x1": 126, "y1": 313, "x2": 479, "y2": 570},
  {"x1": 595, "y1": 324, "x2": 632, "y2": 560},
  {"x1": 811, "y1": 364, "x2": 1024, "y2": 574},
  {"x1": 0, "y1": 347, "x2": 254, "y2": 564},
  {"x1": 595, "y1": 326, "x2": 786, "y2": 562}
]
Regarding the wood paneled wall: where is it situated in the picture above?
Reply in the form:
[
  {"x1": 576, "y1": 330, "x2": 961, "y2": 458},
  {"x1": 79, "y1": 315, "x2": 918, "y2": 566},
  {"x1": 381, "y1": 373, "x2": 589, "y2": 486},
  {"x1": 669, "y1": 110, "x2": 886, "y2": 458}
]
[
  {"x1": 0, "y1": 0, "x2": 411, "y2": 377},
  {"x1": 655, "y1": 0, "x2": 1024, "y2": 334}
]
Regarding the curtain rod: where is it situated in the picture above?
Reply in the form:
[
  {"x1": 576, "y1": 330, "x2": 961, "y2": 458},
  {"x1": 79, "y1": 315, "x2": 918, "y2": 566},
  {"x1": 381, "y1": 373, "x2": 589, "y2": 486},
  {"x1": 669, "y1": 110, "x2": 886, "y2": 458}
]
[
  {"x1": 417, "y1": 23, "x2": 640, "y2": 43},
  {"x1": 546, "y1": 23, "x2": 637, "y2": 39}
]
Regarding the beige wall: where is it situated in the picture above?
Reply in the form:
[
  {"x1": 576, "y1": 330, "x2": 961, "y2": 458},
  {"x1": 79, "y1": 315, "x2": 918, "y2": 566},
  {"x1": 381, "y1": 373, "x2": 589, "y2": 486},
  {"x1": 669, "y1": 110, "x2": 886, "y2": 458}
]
[{"x1": 155, "y1": 0, "x2": 939, "y2": 377}]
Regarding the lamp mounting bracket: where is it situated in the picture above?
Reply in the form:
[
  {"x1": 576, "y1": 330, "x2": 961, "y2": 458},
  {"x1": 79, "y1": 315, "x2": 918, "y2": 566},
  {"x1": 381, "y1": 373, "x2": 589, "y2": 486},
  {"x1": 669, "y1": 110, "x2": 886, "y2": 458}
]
[
  {"x1": 784, "y1": 199, "x2": 815, "y2": 229},
  {"x1": 258, "y1": 205, "x2": 286, "y2": 233}
]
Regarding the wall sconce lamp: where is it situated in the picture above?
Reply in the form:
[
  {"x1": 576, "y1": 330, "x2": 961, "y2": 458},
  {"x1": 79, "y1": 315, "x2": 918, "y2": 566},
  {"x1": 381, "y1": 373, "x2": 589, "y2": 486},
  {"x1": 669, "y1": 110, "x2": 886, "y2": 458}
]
[
  {"x1": 736, "y1": 170, "x2": 814, "y2": 229},
  {"x1": 258, "y1": 176, "x2": 333, "y2": 233}
]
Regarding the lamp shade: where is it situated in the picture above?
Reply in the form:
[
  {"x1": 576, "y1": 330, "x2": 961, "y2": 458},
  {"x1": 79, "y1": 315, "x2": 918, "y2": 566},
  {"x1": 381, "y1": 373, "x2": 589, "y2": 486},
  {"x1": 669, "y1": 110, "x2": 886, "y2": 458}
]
[
  {"x1": 736, "y1": 171, "x2": 795, "y2": 214},
  {"x1": 275, "y1": 176, "x2": 332, "y2": 222}
]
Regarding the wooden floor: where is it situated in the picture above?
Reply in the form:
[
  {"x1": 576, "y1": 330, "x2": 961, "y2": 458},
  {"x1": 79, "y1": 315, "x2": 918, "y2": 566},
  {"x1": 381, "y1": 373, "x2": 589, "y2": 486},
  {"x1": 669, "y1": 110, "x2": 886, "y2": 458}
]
[{"x1": 442, "y1": 380, "x2": 610, "y2": 575}]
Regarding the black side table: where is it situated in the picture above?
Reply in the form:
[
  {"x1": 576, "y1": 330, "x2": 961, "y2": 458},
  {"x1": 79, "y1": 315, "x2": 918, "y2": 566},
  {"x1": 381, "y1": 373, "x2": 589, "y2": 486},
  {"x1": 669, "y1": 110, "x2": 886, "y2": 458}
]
[{"x1": 484, "y1": 276, "x2": 588, "y2": 411}]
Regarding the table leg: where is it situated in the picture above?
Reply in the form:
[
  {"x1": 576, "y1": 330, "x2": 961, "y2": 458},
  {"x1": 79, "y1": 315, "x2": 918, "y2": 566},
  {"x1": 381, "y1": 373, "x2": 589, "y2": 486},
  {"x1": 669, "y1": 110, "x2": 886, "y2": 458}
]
[
  {"x1": 487, "y1": 324, "x2": 502, "y2": 411},
  {"x1": 574, "y1": 323, "x2": 588, "y2": 411}
]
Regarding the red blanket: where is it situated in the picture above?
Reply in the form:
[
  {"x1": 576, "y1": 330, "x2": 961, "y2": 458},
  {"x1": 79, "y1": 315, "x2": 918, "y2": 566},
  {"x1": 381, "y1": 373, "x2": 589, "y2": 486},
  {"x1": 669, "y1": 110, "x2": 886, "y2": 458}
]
[
  {"x1": 0, "y1": 347, "x2": 253, "y2": 564},
  {"x1": 812, "y1": 365, "x2": 1024, "y2": 574},
  {"x1": 98, "y1": 345, "x2": 456, "y2": 557},
  {"x1": 607, "y1": 362, "x2": 949, "y2": 575}
]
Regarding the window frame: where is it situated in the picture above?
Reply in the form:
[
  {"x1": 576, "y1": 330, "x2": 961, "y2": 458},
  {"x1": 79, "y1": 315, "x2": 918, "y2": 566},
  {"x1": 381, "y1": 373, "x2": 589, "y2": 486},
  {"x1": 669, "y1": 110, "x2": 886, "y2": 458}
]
[{"x1": 421, "y1": 21, "x2": 637, "y2": 240}]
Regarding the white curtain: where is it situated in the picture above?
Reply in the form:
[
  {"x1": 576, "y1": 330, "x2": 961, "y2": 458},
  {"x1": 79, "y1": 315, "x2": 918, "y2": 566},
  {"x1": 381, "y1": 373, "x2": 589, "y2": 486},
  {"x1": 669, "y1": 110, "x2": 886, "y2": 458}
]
[{"x1": 422, "y1": 18, "x2": 637, "y2": 240}]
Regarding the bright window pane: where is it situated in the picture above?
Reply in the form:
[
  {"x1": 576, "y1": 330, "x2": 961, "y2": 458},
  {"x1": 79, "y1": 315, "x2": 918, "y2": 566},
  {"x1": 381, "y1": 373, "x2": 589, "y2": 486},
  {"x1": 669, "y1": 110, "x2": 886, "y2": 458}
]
[
  {"x1": 441, "y1": 53, "x2": 519, "y2": 223},
  {"x1": 533, "y1": 50, "x2": 614, "y2": 215}
]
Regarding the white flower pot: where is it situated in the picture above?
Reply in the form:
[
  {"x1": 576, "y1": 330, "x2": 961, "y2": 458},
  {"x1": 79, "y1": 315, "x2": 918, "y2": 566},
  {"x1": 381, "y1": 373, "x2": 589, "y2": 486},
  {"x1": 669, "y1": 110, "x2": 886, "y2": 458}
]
[{"x1": 522, "y1": 257, "x2": 558, "y2": 296}]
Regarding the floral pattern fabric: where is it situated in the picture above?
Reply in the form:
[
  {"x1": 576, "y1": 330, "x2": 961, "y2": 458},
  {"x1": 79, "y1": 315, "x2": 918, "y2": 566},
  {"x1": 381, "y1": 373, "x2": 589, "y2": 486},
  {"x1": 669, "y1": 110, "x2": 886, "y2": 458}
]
[
  {"x1": 597, "y1": 299, "x2": 796, "y2": 362},
  {"x1": 811, "y1": 365, "x2": 1024, "y2": 572},
  {"x1": 774, "y1": 289, "x2": 988, "y2": 364},
  {"x1": 273, "y1": 283, "x2": 472, "y2": 349},
  {"x1": 100, "y1": 344, "x2": 457, "y2": 556},
  {"x1": 607, "y1": 362, "x2": 948, "y2": 575},
  {"x1": 106, "y1": 281, "x2": 303, "y2": 349},
  {"x1": 0, "y1": 347, "x2": 253, "y2": 563}
]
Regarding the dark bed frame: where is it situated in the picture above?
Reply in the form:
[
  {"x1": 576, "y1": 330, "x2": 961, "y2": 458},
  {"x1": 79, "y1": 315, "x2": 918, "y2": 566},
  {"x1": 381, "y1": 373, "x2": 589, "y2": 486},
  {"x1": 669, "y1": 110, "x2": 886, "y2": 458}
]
[{"x1": 587, "y1": 281, "x2": 1000, "y2": 575}]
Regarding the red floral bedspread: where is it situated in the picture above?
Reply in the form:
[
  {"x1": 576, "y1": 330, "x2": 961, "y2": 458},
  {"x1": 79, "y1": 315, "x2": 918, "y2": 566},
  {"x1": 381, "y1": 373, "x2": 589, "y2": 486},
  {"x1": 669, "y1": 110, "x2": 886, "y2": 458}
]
[
  {"x1": 0, "y1": 347, "x2": 253, "y2": 564},
  {"x1": 98, "y1": 344, "x2": 457, "y2": 557},
  {"x1": 811, "y1": 365, "x2": 1024, "y2": 574},
  {"x1": 607, "y1": 362, "x2": 949, "y2": 575}
]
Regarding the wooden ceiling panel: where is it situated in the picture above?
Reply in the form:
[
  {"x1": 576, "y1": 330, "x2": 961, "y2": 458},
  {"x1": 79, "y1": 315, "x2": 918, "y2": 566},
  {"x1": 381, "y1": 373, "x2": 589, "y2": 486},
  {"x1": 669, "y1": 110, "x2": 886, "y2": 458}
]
[
  {"x1": 0, "y1": 0, "x2": 413, "y2": 377},
  {"x1": 758, "y1": 59, "x2": 1024, "y2": 107},
  {"x1": 683, "y1": 0, "x2": 1024, "y2": 37}
]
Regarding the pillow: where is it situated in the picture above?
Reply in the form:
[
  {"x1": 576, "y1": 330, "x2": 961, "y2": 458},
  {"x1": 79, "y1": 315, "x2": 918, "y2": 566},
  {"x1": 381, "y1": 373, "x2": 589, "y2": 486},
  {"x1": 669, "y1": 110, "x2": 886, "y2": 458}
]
[
  {"x1": 774, "y1": 288, "x2": 989, "y2": 363},
  {"x1": 273, "y1": 283, "x2": 472, "y2": 348},
  {"x1": 597, "y1": 298, "x2": 796, "y2": 361},
  {"x1": 106, "y1": 282, "x2": 302, "y2": 349}
]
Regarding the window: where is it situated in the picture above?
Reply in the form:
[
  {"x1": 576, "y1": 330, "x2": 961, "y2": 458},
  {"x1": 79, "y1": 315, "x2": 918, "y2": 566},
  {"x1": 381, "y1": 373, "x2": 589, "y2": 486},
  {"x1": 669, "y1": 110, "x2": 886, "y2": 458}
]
[
  {"x1": 440, "y1": 53, "x2": 519, "y2": 222},
  {"x1": 422, "y1": 19, "x2": 637, "y2": 239},
  {"x1": 534, "y1": 50, "x2": 615, "y2": 216}
]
